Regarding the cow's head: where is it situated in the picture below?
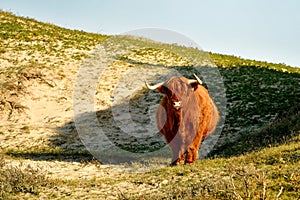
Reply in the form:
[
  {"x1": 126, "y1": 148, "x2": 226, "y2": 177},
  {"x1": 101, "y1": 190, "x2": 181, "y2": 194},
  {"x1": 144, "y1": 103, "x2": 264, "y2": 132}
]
[{"x1": 146, "y1": 74, "x2": 203, "y2": 110}]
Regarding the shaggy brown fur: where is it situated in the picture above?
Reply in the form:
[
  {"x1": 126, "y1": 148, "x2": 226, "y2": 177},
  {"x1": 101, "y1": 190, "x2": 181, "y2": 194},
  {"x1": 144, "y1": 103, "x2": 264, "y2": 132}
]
[{"x1": 155, "y1": 76, "x2": 219, "y2": 165}]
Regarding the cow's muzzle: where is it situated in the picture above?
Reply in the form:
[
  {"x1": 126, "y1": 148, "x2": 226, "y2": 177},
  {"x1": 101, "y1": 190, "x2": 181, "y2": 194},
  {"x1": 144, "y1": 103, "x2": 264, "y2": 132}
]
[{"x1": 172, "y1": 101, "x2": 182, "y2": 110}]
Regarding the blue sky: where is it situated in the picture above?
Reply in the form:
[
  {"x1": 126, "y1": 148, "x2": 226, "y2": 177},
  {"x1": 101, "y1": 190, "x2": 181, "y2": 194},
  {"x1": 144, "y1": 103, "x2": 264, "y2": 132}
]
[{"x1": 1, "y1": 0, "x2": 300, "y2": 67}]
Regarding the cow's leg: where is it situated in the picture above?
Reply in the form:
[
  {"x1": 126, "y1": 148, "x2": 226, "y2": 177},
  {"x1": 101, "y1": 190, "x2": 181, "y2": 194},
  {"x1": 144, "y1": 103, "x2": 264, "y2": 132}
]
[
  {"x1": 171, "y1": 153, "x2": 184, "y2": 166},
  {"x1": 185, "y1": 145, "x2": 198, "y2": 164},
  {"x1": 170, "y1": 144, "x2": 185, "y2": 166},
  {"x1": 169, "y1": 134, "x2": 185, "y2": 166},
  {"x1": 185, "y1": 132, "x2": 204, "y2": 164}
]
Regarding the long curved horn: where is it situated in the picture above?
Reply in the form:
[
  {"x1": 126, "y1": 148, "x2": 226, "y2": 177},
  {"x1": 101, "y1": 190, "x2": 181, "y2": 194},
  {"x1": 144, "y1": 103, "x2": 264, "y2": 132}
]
[
  {"x1": 193, "y1": 74, "x2": 203, "y2": 85},
  {"x1": 187, "y1": 79, "x2": 198, "y2": 84},
  {"x1": 187, "y1": 74, "x2": 203, "y2": 85},
  {"x1": 145, "y1": 81, "x2": 164, "y2": 90}
]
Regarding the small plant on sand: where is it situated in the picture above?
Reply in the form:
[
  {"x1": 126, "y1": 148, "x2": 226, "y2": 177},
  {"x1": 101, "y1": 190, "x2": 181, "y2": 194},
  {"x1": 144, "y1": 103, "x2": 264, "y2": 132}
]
[{"x1": 0, "y1": 155, "x2": 51, "y2": 199}]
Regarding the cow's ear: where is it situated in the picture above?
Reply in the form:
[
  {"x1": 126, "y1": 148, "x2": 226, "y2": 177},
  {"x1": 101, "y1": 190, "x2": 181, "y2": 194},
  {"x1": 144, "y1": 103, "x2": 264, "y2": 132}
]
[
  {"x1": 190, "y1": 82, "x2": 199, "y2": 91},
  {"x1": 157, "y1": 85, "x2": 165, "y2": 94},
  {"x1": 158, "y1": 85, "x2": 172, "y2": 95}
]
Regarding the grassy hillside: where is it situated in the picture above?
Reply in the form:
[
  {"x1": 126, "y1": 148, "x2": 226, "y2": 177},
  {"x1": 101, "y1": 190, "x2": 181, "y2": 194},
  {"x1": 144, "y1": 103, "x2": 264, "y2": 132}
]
[
  {"x1": 0, "y1": 10, "x2": 299, "y2": 199},
  {"x1": 0, "y1": 10, "x2": 109, "y2": 120}
]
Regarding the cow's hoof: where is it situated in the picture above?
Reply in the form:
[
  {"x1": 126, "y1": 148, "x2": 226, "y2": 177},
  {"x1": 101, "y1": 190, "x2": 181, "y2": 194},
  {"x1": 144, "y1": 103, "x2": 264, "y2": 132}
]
[
  {"x1": 170, "y1": 161, "x2": 180, "y2": 166},
  {"x1": 185, "y1": 161, "x2": 194, "y2": 165}
]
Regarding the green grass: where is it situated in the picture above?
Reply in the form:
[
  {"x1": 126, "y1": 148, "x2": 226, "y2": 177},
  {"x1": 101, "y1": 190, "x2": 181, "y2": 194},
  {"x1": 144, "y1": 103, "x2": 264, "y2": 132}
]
[
  {"x1": 0, "y1": 10, "x2": 109, "y2": 50},
  {"x1": 134, "y1": 125, "x2": 298, "y2": 199},
  {"x1": 115, "y1": 137, "x2": 300, "y2": 199},
  {"x1": 216, "y1": 66, "x2": 300, "y2": 144},
  {"x1": 209, "y1": 52, "x2": 300, "y2": 73},
  {"x1": 211, "y1": 104, "x2": 300, "y2": 158}
]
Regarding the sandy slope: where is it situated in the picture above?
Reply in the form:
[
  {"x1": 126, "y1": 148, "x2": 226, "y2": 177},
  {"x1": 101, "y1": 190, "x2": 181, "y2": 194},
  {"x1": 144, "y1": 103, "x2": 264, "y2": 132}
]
[{"x1": 1, "y1": 36, "x2": 203, "y2": 199}]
